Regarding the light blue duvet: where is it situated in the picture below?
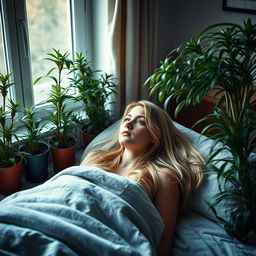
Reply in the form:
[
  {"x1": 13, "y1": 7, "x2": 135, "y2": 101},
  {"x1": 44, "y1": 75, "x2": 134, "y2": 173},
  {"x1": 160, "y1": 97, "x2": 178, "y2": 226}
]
[{"x1": 0, "y1": 166, "x2": 164, "y2": 256}]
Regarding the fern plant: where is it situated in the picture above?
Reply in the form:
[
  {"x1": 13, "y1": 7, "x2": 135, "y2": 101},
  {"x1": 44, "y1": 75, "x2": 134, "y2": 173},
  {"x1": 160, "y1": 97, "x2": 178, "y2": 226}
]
[{"x1": 146, "y1": 19, "x2": 256, "y2": 244}]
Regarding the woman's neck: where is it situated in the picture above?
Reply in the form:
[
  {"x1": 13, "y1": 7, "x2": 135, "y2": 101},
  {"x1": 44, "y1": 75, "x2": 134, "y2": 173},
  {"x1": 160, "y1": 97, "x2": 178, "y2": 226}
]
[
  {"x1": 120, "y1": 149, "x2": 141, "y2": 167},
  {"x1": 112, "y1": 149, "x2": 144, "y2": 177}
]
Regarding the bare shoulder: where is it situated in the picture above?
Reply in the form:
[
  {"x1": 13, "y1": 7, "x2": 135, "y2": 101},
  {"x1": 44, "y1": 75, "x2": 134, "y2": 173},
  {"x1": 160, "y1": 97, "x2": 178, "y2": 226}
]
[
  {"x1": 157, "y1": 168, "x2": 179, "y2": 186},
  {"x1": 154, "y1": 167, "x2": 180, "y2": 208},
  {"x1": 154, "y1": 167, "x2": 180, "y2": 205}
]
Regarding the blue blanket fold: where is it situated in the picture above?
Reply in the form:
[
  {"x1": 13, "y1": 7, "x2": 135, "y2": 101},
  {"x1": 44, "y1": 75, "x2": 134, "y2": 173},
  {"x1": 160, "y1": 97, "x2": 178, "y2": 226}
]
[{"x1": 0, "y1": 166, "x2": 164, "y2": 256}]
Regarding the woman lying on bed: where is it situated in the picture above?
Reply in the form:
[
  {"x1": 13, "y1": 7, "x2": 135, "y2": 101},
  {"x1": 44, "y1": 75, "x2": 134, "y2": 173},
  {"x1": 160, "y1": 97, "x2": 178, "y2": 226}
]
[
  {"x1": 80, "y1": 100, "x2": 204, "y2": 256},
  {"x1": 0, "y1": 100, "x2": 204, "y2": 256}
]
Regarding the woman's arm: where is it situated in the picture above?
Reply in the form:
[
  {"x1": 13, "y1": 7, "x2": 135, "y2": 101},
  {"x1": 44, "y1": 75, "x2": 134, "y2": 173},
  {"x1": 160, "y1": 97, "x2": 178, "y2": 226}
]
[{"x1": 154, "y1": 170, "x2": 180, "y2": 256}]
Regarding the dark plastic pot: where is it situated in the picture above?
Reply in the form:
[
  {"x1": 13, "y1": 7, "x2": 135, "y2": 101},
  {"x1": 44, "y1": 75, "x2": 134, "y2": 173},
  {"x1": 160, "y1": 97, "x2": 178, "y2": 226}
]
[{"x1": 19, "y1": 142, "x2": 50, "y2": 183}]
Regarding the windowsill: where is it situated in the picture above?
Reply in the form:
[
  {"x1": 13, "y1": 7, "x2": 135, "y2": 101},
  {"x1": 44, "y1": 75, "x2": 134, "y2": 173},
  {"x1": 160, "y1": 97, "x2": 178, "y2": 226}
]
[{"x1": 11, "y1": 100, "x2": 85, "y2": 148}]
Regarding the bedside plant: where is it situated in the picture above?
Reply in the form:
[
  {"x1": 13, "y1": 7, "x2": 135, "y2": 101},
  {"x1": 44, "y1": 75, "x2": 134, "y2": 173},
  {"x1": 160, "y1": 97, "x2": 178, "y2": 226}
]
[
  {"x1": 146, "y1": 19, "x2": 256, "y2": 244},
  {"x1": 35, "y1": 49, "x2": 77, "y2": 172},
  {"x1": 0, "y1": 72, "x2": 22, "y2": 194},
  {"x1": 70, "y1": 52, "x2": 117, "y2": 146},
  {"x1": 19, "y1": 107, "x2": 50, "y2": 182}
]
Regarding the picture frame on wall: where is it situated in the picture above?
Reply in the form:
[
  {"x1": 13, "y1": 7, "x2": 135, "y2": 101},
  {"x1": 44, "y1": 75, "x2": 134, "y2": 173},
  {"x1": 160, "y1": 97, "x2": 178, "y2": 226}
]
[{"x1": 223, "y1": 0, "x2": 256, "y2": 14}]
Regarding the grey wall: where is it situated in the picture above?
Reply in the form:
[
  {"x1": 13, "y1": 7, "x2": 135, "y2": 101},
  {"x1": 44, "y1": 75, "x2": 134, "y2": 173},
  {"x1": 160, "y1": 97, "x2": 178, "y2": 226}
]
[{"x1": 156, "y1": 0, "x2": 256, "y2": 64}]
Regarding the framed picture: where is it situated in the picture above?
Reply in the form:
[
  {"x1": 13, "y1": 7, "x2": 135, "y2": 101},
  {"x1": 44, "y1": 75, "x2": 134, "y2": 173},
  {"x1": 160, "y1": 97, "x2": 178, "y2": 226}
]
[{"x1": 223, "y1": 0, "x2": 256, "y2": 14}]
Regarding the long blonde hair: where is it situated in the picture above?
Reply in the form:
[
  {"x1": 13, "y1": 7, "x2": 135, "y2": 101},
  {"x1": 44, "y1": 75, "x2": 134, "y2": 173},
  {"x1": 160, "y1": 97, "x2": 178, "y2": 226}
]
[{"x1": 83, "y1": 100, "x2": 204, "y2": 210}]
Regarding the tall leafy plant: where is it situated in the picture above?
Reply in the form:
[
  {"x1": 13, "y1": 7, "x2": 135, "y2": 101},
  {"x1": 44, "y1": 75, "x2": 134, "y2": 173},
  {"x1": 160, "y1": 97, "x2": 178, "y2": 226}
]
[
  {"x1": 70, "y1": 52, "x2": 117, "y2": 134},
  {"x1": 20, "y1": 107, "x2": 46, "y2": 154},
  {"x1": 0, "y1": 73, "x2": 21, "y2": 167},
  {"x1": 35, "y1": 49, "x2": 75, "y2": 148},
  {"x1": 146, "y1": 19, "x2": 256, "y2": 244}
]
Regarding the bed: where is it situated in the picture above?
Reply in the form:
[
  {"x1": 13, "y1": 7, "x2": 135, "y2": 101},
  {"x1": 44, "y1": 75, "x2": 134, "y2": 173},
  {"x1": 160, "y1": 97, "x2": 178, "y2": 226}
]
[
  {"x1": 0, "y1": 121, "x2": 255, "y2": 256},
  {"x1": 81, "y1": 121, "x2": 256, "y2": 256}
]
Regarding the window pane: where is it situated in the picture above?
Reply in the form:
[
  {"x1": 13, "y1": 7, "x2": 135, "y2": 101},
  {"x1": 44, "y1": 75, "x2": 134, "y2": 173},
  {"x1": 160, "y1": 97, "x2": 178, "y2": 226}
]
[
  {"x1": 26, "y1": 0, "x2": 72, "y2": 105},
  {"x1": 0, "y1": 12, "x2": 6, "y2": 106}
]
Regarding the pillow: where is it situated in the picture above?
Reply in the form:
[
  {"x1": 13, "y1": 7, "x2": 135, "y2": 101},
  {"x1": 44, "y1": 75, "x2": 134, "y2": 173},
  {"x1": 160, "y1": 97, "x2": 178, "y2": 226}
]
[{"x1": 174, "y1": 122, "x2": 237, "y2": 221}]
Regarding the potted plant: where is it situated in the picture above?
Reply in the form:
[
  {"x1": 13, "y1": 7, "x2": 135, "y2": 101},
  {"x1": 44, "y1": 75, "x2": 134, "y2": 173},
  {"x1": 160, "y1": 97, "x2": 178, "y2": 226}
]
[
  {"x1": 0, "y1": 72, "x2": 22, "y2": 194},
  {"x1": 35, "y1": 49, "x2": 77, "y2": 172},
  {"x1": 146, "y1": 18, "x2": 256, "y2": 244},
  {"x1": 70, "y1": 52, "x2": 117, "y2": 147},
  {"x1": 19, "y1": 107, "x2": 50, "y2": 183}
]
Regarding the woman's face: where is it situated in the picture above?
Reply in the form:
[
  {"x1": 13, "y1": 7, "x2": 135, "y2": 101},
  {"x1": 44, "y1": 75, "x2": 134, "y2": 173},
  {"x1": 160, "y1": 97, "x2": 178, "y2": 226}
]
[{"x1": 119, "y1": 105, "x2": 153, "y2": 153}]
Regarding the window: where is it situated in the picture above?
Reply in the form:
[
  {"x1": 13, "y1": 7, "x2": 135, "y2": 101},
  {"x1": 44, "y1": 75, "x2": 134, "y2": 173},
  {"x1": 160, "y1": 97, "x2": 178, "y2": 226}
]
[
  {"x1": 0, "y1": 11, "x2": 6, "y2": 106},
  {"x1": 0, "y1": 0, "x2": 89, "y2": 111},
  {"x1": 0, "y1": 12, "x2": 5, "y2": 75},
  {"x1": 27, "y1": 0, "x2": 72, "y2": 105}
]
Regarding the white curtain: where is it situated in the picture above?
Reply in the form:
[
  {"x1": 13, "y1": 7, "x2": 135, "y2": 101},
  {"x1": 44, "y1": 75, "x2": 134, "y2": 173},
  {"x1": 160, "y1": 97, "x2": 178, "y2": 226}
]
[{"x1": 107, "y1": 0, "x2": 158, "y2": 118}]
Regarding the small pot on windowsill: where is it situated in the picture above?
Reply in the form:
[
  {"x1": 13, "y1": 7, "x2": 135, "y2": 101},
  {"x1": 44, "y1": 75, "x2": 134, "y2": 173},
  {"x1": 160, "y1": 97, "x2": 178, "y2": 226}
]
[
  {"x1": 82, "y1": 131, "x2": 97, "y2": 148},
  {"x1": 81, "y1": 123, "x2": 103, "y2": 148},
  {"x1": 49, "y1": 136, "x2": 78, "y2": 173}
]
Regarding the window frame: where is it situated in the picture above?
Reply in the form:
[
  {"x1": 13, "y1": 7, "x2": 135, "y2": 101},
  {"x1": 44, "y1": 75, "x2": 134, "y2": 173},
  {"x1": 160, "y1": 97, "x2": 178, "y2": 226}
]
[{"x1": 0, "y1": 0, "x2": 91, "y2": 120}]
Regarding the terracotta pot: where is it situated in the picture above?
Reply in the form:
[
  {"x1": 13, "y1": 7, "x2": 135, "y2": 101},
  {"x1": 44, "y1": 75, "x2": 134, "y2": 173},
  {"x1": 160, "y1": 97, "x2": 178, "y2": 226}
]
[
  {"x1": 0, "y1": 158, "x2": 22, "y2": 195},
  {"x1": 49, "y1": 137, "x2": 78, "y2": 172},
  {"x1": 82, "y1": 132, "x2": 97, "y2": 148}
]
